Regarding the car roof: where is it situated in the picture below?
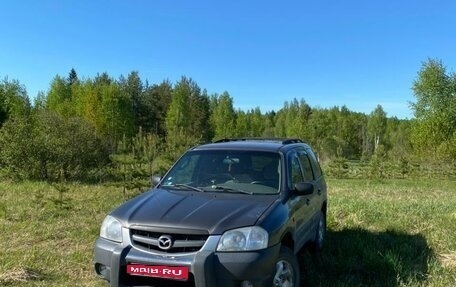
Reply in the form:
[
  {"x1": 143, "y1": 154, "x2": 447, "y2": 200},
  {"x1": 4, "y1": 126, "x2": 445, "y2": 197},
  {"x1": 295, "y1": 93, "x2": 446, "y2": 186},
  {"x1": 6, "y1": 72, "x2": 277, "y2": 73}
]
[{"x1": 192, "y1": 138, "x2": 311, "y2": 153}]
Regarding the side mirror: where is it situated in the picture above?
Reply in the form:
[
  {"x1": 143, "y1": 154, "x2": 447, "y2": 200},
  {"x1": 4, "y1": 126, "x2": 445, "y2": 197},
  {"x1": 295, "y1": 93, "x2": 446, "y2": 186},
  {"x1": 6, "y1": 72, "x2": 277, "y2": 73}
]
[
  {"x1": 294, "y1": 182, "x2": 314, "y2": 196},
  {"x1": 151, "y1": 175, "x2": 162, "y2": 187}
]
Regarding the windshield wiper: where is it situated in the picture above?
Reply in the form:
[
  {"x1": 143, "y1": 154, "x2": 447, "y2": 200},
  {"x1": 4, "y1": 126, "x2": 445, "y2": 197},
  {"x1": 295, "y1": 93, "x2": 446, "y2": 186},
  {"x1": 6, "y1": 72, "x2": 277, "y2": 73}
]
[
  {"x1": 173, "y1": 184, "x2": 205, "y2": 192},
  {"x1": 212, "y1": 186, "x2": 253, "y2": 195}
]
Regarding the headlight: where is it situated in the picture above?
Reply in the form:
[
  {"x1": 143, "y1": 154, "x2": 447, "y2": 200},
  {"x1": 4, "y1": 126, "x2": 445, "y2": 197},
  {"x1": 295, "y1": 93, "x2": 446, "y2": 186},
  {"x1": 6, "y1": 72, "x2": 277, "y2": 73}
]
[
  {"x1": 217, "y1": 226, "x2": 268, "y2": 251},
  {"x1": 100, "y1": 215, "x2": 122, "y2": 243}
]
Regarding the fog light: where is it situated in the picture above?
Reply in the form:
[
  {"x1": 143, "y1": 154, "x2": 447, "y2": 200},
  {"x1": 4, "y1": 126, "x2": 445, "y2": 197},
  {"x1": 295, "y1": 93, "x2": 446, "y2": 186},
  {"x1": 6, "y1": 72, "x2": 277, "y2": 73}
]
[
  {"x1": 95, "y1": 263, "x2": 108, "y2": 277},
  {"x1": 241, "y1": 280, "x2": 253, "y2": 287}
]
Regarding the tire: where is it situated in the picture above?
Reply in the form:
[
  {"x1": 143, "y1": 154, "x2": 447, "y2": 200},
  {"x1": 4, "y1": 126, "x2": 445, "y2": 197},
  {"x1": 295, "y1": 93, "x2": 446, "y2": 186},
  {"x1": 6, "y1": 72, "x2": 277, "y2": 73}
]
[
  {"x1": 272, "y1": 246, "x2": 300, "y2": 287},
  {"x1": 311, "y1": 210, "x2": 326, "y2": 252}
]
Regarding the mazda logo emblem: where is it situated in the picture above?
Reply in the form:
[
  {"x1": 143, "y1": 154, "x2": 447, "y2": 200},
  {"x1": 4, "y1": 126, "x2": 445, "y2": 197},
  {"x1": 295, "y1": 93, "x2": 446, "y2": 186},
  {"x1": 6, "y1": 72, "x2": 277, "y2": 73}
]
[{"x1": 157, "y1": 235, "x2": 173, "y2": 250}]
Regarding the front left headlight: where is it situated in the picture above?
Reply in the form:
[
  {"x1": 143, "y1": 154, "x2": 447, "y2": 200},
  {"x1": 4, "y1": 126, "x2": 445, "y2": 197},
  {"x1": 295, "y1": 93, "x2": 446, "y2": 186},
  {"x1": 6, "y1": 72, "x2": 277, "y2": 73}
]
[
  {"x1": 100, "y1": 215, "x2": 122, "y2": 243},
  {"x1": 216, "y1": 226, "x2": 268, "y2": 251}
]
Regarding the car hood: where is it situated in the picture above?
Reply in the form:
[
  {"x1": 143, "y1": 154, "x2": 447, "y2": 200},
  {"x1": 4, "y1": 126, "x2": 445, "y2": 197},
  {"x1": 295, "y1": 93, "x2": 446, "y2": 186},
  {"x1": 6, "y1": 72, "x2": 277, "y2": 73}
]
[{"x1": 112, "y1": 188, "x2": 279, "y2": 234}]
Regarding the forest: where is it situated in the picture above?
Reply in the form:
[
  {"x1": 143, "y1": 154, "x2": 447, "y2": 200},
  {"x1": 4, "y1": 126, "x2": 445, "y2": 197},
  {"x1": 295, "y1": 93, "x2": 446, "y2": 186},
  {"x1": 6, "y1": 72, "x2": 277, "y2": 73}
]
[{"x1": 0, "y1": 58, "x2": 455, "y2": 187}]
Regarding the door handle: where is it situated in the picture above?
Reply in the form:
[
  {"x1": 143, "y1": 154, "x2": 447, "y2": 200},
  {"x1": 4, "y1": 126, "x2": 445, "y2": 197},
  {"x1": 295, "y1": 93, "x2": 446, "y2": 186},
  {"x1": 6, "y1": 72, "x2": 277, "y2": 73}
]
[{"x1": 317, "y1": 189, "x2": 322, "y2": 196}]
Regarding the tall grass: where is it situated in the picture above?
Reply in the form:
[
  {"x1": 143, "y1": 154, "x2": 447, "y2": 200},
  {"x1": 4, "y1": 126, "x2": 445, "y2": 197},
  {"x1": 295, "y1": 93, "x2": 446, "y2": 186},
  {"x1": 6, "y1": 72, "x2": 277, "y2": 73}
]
[
  {"x1": 0, "y1": 179, "x2": 455, "y2": 286},
  {"x1": 301, "y1": 179, "x2": 456, "y2": 287},
  {"x1": 0, "y1": 182, "x2": 127, "y2": 287}
]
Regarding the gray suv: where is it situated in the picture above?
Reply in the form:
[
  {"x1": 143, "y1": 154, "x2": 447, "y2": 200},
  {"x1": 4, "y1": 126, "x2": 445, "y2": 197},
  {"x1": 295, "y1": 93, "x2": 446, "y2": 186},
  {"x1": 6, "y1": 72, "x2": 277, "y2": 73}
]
[{"x1": 94, "y1": 138, "x2": 327, "y2": 287}]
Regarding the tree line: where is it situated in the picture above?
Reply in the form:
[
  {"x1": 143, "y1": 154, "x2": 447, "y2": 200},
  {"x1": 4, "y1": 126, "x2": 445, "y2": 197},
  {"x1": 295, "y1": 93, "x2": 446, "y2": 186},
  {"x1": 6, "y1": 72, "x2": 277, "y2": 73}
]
[{"x1": 0, "y1": 59, "x2": 455, "y2": 184}]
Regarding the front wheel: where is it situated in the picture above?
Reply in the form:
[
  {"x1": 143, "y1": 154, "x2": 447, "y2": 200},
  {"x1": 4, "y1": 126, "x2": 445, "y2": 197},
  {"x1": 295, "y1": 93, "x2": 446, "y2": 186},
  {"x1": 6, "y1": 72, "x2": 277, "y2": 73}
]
[{"x1": 273, "y1": 246, "x2": 300, "y2": 287}]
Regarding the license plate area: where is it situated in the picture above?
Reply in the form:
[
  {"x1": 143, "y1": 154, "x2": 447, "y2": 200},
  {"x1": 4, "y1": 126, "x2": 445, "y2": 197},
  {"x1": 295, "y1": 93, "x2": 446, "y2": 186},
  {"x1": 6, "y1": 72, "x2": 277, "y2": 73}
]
[{"x1": 127, "y1": 264, "x2": 189, "y2": 280}]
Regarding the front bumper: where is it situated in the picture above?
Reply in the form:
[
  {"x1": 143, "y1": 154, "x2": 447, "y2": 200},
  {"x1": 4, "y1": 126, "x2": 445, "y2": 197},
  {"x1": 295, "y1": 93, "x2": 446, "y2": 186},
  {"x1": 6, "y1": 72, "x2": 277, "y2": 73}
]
[{"x1": 94, "y1": 234, "x2": 280, "y2": 287}]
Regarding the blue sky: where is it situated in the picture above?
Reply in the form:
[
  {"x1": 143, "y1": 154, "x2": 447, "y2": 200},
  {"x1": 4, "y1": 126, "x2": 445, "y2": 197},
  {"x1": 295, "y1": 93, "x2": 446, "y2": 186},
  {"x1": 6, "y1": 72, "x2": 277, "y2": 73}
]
[{"x1": 2, "y1": 1, "x2": 456, "y2": 119}]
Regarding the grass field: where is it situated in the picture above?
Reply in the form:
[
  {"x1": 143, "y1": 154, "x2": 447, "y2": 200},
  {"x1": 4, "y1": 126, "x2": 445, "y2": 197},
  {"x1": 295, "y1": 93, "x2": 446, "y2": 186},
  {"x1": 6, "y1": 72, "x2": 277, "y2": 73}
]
[{"x1": 0, "y1": 179, "x2": 455, "y2": 287}]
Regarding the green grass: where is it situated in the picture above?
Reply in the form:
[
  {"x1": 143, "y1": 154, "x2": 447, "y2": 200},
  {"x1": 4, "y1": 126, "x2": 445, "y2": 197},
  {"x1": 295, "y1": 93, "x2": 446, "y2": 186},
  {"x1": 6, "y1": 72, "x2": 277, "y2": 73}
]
[
  {"x1": 301, "y1": 179, "x2": 456, "y2": 287},
  {"x1": 0, "y1": 182, "x2": 129, "y2": 287},
  {"x1": 0, "y1": 179, "x2": 455, "y2": 286}
]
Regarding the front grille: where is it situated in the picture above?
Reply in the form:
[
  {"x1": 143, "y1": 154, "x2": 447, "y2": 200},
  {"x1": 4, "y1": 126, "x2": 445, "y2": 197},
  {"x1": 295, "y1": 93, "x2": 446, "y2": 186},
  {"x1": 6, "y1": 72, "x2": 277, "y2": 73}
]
[{"x1": 130, "y1": 229, "x2": 209, "y2": 253}]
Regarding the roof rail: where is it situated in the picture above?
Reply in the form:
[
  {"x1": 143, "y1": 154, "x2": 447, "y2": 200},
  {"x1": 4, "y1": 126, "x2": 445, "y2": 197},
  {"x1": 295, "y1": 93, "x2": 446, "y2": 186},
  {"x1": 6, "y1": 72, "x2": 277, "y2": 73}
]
[
  {"x1": 281, "y1": 138, "x2": 303, "y2": 144},
  {"x1": 213, "y1": 138, "x2": 303, "y2": 144}
]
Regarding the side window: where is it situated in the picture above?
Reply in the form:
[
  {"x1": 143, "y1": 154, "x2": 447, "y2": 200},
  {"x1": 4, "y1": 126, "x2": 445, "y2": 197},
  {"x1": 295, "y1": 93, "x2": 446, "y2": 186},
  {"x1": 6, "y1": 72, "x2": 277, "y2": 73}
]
[
  {"x1": 298, "y1": 153, "x2": 314, "y2": 181},
  {"x1": 306, "y1": 149, "x2": 322, "y2": 178},
  {"x1": 288, "y1": 154, "x2": 304, "y2": 189}
]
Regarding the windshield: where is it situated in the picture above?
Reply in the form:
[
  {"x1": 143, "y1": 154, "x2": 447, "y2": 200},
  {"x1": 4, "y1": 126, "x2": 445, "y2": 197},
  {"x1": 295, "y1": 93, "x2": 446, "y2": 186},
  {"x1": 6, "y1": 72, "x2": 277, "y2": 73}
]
[{"x1": 161, "y1": 150, "x2": 281, "y2": 195}]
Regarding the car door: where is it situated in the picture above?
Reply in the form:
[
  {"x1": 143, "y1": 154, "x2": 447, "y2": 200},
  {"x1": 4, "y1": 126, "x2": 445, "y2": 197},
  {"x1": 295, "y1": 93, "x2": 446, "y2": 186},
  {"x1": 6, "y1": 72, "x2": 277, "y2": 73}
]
[
  {"x1": 296, "y1": 150, "x2": 321, "y2": 230},
  {"x1": 286, "y1": 149, "x2": 315, "y2": 251}
]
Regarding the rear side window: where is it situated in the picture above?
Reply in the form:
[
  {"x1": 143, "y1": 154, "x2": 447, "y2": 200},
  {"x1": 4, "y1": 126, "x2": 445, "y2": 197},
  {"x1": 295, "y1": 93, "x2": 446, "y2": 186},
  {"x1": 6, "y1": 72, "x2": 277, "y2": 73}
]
[
  {"x1": 297, "y1": 152, "x2": 314, "y2": 181},
  {"x1": 306, "y1": 148, "x2": 322, "y2": 178}
]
